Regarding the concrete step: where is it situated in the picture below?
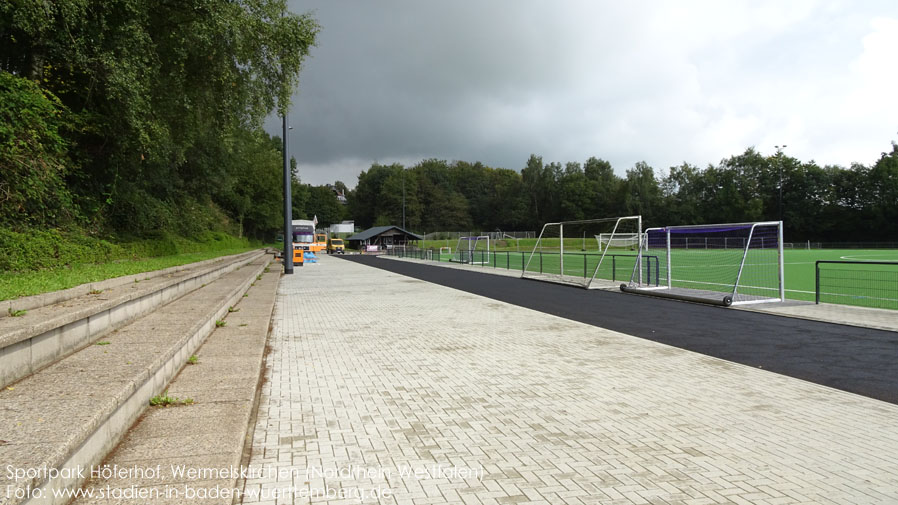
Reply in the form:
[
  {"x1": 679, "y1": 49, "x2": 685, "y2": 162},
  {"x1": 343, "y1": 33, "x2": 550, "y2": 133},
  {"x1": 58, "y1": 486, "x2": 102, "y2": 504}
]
[
  {"x1": 0, "y1": 250, "x2": 264, "y2": 388},
  {"x1": 0, "y1": 255, "x2": 271, "y2": 505},
  {"x1": 70, "y1": 266, "x2": 280, "y2": 505}
]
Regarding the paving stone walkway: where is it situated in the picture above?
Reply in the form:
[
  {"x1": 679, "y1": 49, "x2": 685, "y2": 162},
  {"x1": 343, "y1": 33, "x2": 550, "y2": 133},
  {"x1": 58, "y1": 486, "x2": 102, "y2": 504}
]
[{"x1": 241, "y1": 255, "x2": 898, "y2": 505}]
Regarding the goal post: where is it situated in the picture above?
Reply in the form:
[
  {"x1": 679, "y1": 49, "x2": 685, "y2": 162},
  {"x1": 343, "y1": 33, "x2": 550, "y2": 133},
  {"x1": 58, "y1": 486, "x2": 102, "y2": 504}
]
[
  {"x1": 451, "y1": 236, "x2": 490, "y2": 265},
  {"x1": 521, "y1": 216, "x2": 644, "y2": 289},
  {"x1": 624, "y1": 221, "x2": 785, "y2": 306}
]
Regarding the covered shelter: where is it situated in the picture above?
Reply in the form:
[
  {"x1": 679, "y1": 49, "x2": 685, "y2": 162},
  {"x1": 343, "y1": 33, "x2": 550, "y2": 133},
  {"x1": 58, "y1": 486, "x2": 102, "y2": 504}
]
[{"x1": 347, "y1": 226, "x2": 423, "y2": 252}]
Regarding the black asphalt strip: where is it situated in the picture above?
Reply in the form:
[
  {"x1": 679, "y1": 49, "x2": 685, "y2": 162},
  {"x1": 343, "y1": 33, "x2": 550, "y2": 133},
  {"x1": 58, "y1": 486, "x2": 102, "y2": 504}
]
[{"x1": 340, "y1": 255, "x2": 898, "y2": 405}]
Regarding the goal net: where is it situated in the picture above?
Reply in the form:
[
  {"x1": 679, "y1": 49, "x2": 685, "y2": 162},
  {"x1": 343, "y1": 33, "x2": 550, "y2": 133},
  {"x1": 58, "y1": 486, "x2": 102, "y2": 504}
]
[
  {"x1": 451, "y1": 236, "x2": 490, "y2": 265},
  {"x1": 596, "y1": 233, "x2": 644, "y2": 250},
  {"x1": 521, "y1": 216, "x2": 645, "y2": 289},
  {"x1": 624, "y1": 221, "x2": 784, "y2": 306}
]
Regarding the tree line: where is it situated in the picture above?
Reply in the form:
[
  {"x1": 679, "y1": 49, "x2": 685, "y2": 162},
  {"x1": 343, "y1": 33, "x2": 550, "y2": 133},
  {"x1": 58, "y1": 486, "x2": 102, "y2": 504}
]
[
  {"x1": 2, "y1": 2, "x2": 895, "y2": 245},
  {"x1": 348, "y1": 143, "x2": 898, "y2": 242},
  {"x1": 1, "y1": 0, "x2": 319, "y2": 241}
]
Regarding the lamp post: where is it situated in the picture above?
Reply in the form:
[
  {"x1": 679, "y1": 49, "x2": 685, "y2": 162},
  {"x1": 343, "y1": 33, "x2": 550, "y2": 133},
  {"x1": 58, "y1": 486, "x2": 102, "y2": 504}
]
[
  {"x1": 775, "y1": 144, "x2": 787, "y2": 223},
  {"x1": 402, "y1": 168, "x2": 405, "y2": 230},
  {"x1": 282, "y1": 114, "x2": 293, "y2": 274}
]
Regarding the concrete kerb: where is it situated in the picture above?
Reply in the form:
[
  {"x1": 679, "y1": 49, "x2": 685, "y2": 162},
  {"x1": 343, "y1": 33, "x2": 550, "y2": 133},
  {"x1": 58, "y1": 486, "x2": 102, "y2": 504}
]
[
  {"x1": 5, "y1": 258, "x2": 270, "y2": 505},
  {"x1": 737, "y1": 301, "x2": 898, "y2": 333},
  {"x1": 0, "y1": 251, "x2": 265, "y2": 389},
  {"x1": 0, "y1": 250, "x2": 262, "y2": 317}
]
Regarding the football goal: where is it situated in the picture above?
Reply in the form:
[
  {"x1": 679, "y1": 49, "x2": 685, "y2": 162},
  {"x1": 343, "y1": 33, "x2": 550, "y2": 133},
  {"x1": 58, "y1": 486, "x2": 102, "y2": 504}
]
[
  {"x1": 450, "y1": 236, "x2": 490, "y2": 265},
  {"x1": 522, "y1": 216, "x2": 644, "y2": 289},
  {"x1": 623, "y1": 221, "x2": 784, "y2": 306},
  {"x1": 596, "y1": 232, "x2": 644, "y2": 250}
]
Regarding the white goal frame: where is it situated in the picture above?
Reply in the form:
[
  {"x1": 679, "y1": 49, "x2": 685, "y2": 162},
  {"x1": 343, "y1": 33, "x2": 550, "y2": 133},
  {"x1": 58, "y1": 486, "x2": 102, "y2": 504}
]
[
  {"x1": 451, "y1": 236, "x2": 490, "y2": 265},
  {"x1": 625, "y1": 221, "x2": 785, "y2": 306},
  {"x1": 522, "y1": 216, "x2": 643, "y2": 289},
  {"x1": 596, "y1": 232, "x2": 644, "y2": 250}
]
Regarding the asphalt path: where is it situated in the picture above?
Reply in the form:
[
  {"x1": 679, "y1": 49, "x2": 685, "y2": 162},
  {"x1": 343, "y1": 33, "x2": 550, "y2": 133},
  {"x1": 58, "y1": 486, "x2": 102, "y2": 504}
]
[{"x1": 341, "y1": 255, "x2": 898, "y2": 405}]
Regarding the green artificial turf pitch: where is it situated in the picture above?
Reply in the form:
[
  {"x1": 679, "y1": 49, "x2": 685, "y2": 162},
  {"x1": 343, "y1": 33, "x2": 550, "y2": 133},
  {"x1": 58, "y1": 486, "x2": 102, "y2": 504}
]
[{"x1": 424, "y1": 248, "x2": 898, "y2": 309}]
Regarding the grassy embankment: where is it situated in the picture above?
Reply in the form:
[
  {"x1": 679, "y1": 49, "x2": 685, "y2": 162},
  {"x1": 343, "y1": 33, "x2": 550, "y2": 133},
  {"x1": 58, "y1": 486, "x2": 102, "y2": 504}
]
[{"x1": 0, "y1": 229, "x2": 265, "y2": 301}]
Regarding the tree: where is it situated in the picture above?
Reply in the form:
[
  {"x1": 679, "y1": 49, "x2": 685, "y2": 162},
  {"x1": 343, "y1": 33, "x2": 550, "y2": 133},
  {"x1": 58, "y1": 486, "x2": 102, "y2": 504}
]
[
  {"x1": 623, "y1": 162, "x2": 661, "y2": 223},
  {"x1": 349, "y1": 163, "x2": 403, "y2": 228},
  {"x1": 0, "y1": 71, "x2": 75, "y2": 229},
  {"x1": 557, "y1": 167, "x2": 591, "y2": 221},
  {"x1": 305, "y1": 186, "x2": 343, "y2": 228},
  {"x1": 584, "y1": 157, "x2": 620, "y2": 217},
  {"x1": 487, "y1": 168, "x2": 527, "y2": 230},
  {"x1": 661, "y1": 163, "x2": 704, "y2": 225},
  {"x1": 868, "y1": 141, "x2": 898, "y2": 240},
  {"x1": 0, "y1": 0, "x2": 319, "y2": 237}
]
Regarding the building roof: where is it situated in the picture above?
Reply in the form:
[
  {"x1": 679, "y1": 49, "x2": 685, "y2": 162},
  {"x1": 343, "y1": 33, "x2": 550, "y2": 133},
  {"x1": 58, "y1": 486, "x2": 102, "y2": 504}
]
[{"x1": 347, "y1": 225, "x2": 424, "y2": 241}]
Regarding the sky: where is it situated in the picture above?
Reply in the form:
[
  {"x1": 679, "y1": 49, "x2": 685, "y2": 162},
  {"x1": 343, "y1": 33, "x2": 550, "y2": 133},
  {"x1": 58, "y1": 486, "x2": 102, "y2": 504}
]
[{"x1": 266, "y1": 0, "x2": 898, "y2": 187}]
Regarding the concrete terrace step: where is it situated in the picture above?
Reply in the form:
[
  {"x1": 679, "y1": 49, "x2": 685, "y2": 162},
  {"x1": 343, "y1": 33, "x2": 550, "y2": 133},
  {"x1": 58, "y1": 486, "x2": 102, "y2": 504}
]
[
  {"x1": 0, "y1": 255, "x2": 270, "y2": 505},
  {"x1": 0, "y1": 250, "x2": 264, "y2": 388},
  {"x1": 70, "y1": 267, "x2": 280, "y2": 505}
]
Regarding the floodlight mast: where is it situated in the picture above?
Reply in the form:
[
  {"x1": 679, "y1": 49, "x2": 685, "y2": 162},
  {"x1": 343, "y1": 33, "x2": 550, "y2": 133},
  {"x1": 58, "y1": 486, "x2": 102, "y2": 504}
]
[{"x1": 283, "y1": 113, "x2": 293, "y2": 274}]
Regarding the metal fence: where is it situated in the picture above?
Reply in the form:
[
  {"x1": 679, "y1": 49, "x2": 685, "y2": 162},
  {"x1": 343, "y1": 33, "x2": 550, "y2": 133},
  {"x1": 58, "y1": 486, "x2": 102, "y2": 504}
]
[
  {"x1": 386, "y1": 247, "x2": 660, "y2": 286},
  {"x1": 420, "y1": 231, "x2": 537, "y2": 241},
  {"x1": 787, "y1": 242, "x2": 898, "y2": 250},
  {"x1": 816, "y1": 260, "x2": 898, "y2": 309}
]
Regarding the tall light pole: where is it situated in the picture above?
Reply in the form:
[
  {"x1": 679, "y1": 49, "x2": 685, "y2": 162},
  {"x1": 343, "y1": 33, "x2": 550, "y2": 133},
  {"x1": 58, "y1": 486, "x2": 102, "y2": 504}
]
[
  {"x1": 401, "y1": 168, "x2": 406, "y2": 229},
  {"x1": 283, "y1": 113, "x2": 293, "y2": 274},
  {"x1": 775, "y1": 144, "x2": 787, "y2": 223}
]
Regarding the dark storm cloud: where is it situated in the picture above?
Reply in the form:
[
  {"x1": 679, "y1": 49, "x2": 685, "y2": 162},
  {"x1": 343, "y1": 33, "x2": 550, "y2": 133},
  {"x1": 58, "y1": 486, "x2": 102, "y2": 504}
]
[{"x1": 270, "y1": 0, "x2": 898, "y2": 186}]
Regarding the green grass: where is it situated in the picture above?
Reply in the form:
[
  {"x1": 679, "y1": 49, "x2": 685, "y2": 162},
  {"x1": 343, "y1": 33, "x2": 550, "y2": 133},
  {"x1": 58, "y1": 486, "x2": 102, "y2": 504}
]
[
  {"x1": 0, "y1": 248, "x2": 256, "y2": 301},
  {"x1": 149, "y1": 391, "x2": 194, "y2": 407},
  {"x1": 781, "y1": 249, "x2": 898, "y2": 307},
  {"x1": 405, "y1": 247, "x2": 898, "y2": 309}
]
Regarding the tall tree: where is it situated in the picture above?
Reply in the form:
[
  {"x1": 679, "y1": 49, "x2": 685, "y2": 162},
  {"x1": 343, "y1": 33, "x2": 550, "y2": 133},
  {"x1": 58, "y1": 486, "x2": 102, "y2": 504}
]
[
  {"x1": 0, "y1": 0, "x2": 319, "y2": 237},
  {"x1": 622, "y1": 162, "x2": 661, "y2": 223}
]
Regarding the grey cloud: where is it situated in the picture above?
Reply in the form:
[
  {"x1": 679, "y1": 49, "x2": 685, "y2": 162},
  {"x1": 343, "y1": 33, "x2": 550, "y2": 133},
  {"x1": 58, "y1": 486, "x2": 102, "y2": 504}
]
[{"x1": 271, "y1": 0, "x2": 898, "y2": 187}]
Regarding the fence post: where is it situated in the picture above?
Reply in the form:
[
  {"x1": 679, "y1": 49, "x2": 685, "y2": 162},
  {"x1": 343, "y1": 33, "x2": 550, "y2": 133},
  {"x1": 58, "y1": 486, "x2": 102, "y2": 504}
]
[
  {"x1": 815, "y1": 261, "x2": 820, "y2": 304},
  {"x1": 540, "y1": 252, "x2": 543, "y2": 273},
  {"x1": 583, "y1": 254, "x2": 587, "y2": 278},
  {"x1": 612, "y1": 256, "x2": 616, "y2": 282}
]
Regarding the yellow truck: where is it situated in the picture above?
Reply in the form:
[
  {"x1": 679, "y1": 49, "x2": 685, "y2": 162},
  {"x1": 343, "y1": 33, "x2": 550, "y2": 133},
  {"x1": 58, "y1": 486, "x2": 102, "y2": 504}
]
[
  {"x1": 327, "y1": 237, "x2": 345, "y2": 254},
  {"x1": 312, "y1": 233, "x2": 327, "y2": 253}
]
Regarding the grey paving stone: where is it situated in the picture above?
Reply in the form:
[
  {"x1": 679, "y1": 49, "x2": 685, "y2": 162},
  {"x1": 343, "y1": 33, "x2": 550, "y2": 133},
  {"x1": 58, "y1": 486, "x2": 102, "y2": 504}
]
[{"x1": 242, "y1": 255, "x2": 898, "y2": 505}]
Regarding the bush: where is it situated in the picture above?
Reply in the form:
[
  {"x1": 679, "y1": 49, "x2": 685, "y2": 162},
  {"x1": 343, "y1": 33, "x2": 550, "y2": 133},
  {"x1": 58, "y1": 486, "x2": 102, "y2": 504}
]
[{"x1": 0, "y1": 228, "x2": 122, "y2": 271}]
